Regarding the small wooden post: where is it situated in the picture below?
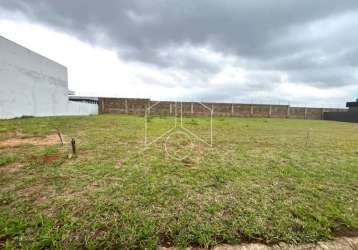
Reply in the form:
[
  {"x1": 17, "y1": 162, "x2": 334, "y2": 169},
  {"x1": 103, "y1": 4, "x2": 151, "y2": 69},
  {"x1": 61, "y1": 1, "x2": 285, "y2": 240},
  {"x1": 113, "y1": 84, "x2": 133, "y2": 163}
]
[
  {"x1": 71, "y1": 138, "x2": 76, "y2": 155},
  {"x1": 169, "y1": 103, "x2": 172, "y2": 115},
  {"x1": 56, "y1": 129, "x2": 64, "y2": 146},
  {"x1": 250, "y1": 105, "x2": 254, "y2": 117},
  {"x1": 191, "y1": 102, "x2": 194, "y2": 115},
  {"x1": 306, "y1": 128, "x2": 312, "y2": 147},
  {"x1": 231, "y1": 103, "x2": 234, "y2": 116}
]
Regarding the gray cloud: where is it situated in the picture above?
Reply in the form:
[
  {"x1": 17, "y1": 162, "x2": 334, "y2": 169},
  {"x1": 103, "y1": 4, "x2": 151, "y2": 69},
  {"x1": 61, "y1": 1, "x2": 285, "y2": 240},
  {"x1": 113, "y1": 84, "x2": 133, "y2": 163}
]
[{"x1": 1, "y1": 0, "x2": 358, "y2": 102}]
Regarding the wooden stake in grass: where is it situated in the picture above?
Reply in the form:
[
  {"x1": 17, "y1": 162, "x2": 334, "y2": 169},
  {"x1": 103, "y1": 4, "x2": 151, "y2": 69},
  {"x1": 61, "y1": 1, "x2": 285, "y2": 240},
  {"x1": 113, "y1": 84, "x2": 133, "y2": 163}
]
[
  {"x1": 306, "y1": 128, "x2": 312, "y2": 147},
  {"x1": 56, "y1": 129, "x2": 64, "y2": 146},
  {"x1": 71, "y1": 138, "x2": 76, "y2": 155}
]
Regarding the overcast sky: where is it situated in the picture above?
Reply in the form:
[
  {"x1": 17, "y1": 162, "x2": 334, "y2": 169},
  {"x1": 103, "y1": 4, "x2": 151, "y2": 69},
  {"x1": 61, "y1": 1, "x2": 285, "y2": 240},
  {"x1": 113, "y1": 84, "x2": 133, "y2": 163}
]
[{"x1": 1, "y1": 1, "x2": 358, "y2": 107}]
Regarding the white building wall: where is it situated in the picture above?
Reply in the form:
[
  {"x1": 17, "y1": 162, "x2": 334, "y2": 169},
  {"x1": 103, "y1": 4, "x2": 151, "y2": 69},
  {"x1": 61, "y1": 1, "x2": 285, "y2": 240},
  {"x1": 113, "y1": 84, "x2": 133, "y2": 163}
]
[
  {"x1": 67, "y1": 101, "x2": 98, "y2": 116},
  {"x1": 0, "y1": 36, "x2": 97, "y2": 118}
]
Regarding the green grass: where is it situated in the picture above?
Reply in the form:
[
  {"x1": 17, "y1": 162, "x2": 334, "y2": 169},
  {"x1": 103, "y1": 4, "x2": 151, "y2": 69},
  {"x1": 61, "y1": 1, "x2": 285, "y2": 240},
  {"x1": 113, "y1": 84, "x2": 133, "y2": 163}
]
[{"x1": 0, "y1": 115, "x2": 357, "y2": 249}]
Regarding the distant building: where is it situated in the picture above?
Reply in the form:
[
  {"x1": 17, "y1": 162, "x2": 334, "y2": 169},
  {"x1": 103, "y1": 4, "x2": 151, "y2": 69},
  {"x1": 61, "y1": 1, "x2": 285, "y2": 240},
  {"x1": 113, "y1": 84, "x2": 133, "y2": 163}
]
[
  {"x1": 324, "y1": 99, "x2": 358, "y2": 123},
  {"x1": 69, "y1": 96, "x2": 98, "y2": 104},
  {"x1": 346, "y1": 99, "x2": 358, "y2": 112},
  {"x1": 0, "y1": 36, "x2": 98, "y2": 119}
]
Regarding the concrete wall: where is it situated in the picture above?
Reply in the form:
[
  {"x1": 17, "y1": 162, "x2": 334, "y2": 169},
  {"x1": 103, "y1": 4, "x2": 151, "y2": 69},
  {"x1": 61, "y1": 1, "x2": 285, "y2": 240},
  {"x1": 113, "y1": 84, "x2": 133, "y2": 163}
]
[
  {"x1": 98, "y1": 97, "x2": 347, "y2": 120},
  {"x1": 0, "y1": 36, "x2": 97, "y2": 118},
  {"x1": 67, "y1": 101, "x2": 98, "y2": 116},
  {"x1": 98, "y1": 98, "x2": 149, "y2": 115}
]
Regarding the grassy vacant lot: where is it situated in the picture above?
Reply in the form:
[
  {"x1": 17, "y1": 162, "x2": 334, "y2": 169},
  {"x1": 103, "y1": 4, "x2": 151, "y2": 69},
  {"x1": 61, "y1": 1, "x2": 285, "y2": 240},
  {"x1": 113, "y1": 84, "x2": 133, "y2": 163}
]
[{"x1": 0, "y1": 115, "x2": 357, "y2": 249}]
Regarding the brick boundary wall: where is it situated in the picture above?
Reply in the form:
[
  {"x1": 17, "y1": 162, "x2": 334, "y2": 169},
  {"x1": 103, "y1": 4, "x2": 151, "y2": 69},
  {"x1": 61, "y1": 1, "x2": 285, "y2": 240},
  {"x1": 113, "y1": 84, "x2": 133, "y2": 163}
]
[{"x1": 98, "y1": 98, "x2": 347, "y2": 120}]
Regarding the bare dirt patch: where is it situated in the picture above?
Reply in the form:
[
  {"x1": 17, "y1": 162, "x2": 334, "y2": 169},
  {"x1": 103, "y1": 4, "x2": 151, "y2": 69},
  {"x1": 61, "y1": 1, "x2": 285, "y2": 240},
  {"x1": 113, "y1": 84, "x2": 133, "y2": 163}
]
[
  {"x1": 17, "y1": 184, "x2": 55, "y2": 206},
  {"x1": 42, "y1": 155, "x2": 61, "y2": 164},
  {"x1": 0, "y1": 133, "x2": 63, "y2": 148},
  {"x1": 160, "y1": 236, "x2": 358, "y2": 250},
  {"x1": 0, "y1": 131, "x2": 24, "y2": 140},
  {"x1": 0, "y1": 163, "x2": 24, "y2": 173},
  {"x1": 181, "y1": 143, "x2": 206, "y2": 167}
]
